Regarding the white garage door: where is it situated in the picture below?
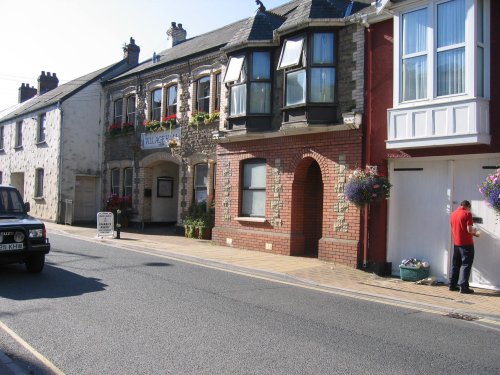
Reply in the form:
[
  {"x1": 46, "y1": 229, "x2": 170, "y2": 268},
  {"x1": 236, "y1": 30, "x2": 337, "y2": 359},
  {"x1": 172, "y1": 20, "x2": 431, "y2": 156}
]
[
  {"x1": 387, "y1": 160, "x2": 451, "y2": 281},
  {"x1": 388, "y1": 156, "x2": 500, "y2": 290}
]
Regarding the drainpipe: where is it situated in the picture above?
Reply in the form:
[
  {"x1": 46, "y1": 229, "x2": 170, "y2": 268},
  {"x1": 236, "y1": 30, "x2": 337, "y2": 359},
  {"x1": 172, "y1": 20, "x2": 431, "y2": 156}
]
[
  {"x1": 363, "y1": 26, "x2": 374, "y2": 267},
  {"x1": 57, "y1": 101, "x2": 64, "y2": 223}
]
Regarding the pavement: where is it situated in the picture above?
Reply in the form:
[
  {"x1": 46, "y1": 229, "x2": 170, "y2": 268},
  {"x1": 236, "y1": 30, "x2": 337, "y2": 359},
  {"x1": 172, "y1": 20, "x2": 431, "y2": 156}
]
[{"x1": 2, "y1": 221, "x2": 499, "y2": 374}]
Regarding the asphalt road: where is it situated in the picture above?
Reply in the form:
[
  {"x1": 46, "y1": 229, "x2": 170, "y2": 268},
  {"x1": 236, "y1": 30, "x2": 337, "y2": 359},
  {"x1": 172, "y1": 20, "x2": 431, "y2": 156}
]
[{"x1": 0, "y1": 233, "x2": 499, "y2": 375}]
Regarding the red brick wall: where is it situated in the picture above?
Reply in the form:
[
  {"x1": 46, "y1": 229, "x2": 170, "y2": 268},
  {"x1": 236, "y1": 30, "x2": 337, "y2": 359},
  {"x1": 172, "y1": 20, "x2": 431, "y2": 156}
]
[{"x1": 213, "y1": 130, "x2": 363, "y2": 267}]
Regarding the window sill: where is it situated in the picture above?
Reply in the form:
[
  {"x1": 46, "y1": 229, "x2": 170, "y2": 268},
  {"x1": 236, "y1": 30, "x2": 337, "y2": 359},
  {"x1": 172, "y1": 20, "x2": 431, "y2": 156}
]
[
  {"x1": 36, "y1": 140, "x2": 47, "y2": 146},
  {"x1": 34, "y1": 196, "x2": 45, "y2": 201},
  {"x1": 235, "y1": 216, "x2": 266, "y2": 223},
  {"x1": 14, "y1": 145, "x2": 23, "y2": 150}
]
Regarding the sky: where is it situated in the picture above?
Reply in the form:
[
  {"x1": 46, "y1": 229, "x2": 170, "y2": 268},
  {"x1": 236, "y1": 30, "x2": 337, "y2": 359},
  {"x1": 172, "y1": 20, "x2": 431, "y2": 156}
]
[{"x1": 0, "y1": 0, "x2": 290, "y2": 112}]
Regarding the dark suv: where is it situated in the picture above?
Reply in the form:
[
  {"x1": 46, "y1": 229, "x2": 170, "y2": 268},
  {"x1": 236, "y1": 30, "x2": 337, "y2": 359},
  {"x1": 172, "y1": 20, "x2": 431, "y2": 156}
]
[{"x1": 0, "y1": 185, "x2": 50, "y2": 273}]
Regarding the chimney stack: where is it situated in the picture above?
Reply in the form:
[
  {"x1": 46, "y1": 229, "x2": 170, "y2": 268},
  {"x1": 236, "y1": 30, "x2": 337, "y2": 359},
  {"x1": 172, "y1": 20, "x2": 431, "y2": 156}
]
[
  {"x1": 37, "y1": 71, "x2": 59, "y2": 95},
  {"x1": 123, "y1": 37, "x2": 140, "y2": 66},
  {"x1": 18, "y1": 83, "x2": 37, "y2": 103},
  {"x1": 166, "y1": 22, "x2": 187, "y2": 48}
]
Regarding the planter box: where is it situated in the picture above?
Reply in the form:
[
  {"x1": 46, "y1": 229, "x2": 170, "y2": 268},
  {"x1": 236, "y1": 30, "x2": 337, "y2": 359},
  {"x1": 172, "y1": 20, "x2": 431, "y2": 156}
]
[{"x1": 399, "y1": 265, "x2": 430, "y2": 281}]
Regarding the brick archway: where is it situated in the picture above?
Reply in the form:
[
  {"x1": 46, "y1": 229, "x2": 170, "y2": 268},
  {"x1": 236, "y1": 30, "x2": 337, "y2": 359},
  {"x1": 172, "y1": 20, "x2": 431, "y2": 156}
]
[{"x1": 291, "y1": 157, "x2": 324, "y2": 257}]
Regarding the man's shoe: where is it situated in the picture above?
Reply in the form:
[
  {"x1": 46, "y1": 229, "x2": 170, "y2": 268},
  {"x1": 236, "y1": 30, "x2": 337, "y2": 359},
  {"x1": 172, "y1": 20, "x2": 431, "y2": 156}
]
[
  {"x1": 460, "y1": 288, "x2": 474, "y2": 294},
  {"x1": 449, "y1": 285, "x2": 460, "y2": 292}
]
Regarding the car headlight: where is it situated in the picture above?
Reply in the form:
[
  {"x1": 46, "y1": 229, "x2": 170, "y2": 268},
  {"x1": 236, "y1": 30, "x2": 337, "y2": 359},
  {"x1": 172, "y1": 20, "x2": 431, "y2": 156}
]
[
  {"x1": 29, "y1": 229, "x2": 44, "y2": 238},
  {"x1": 14, "y1": 232, "x2": 25, "y2": 242}
]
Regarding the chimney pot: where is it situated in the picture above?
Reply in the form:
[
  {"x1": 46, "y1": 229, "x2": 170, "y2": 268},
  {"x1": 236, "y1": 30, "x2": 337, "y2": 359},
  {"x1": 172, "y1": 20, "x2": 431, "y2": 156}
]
[
  {"x1": 38, "y1": 70, "x2": 59, "y2": 95},
  {"x1": 167, "y1": 21, "x2": 187, "y2": 48},
  {"x1": 123, "y1": 37, "x2": 140, "y2": 66},
  {"x1": 19, "y1": 82, "x2": 37, "y2": 103}
]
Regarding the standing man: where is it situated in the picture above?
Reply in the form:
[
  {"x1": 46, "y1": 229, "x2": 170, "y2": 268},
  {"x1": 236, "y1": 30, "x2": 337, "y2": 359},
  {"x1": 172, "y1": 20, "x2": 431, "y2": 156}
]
[{"x1": 449, "y1": 200, "x2": 479, "y2": 294}]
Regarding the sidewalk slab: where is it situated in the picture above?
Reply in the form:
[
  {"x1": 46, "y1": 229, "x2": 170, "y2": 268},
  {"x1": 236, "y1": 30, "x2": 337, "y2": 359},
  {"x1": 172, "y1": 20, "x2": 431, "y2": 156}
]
[{"x1": 44, "y1": 222, "x2": 500, "y2": 321}]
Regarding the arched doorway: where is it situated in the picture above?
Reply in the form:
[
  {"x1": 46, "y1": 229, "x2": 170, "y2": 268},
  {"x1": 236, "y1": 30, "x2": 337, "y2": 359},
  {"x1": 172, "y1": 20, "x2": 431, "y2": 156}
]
[{"x1": 291, "y1": 158, "x2": 324, "y2": 257}]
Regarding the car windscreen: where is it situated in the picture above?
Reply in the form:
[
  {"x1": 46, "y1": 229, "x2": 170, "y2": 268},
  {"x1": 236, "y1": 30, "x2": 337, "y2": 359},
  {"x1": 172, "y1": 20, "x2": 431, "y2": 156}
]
[{"x1": 0, "y1": 189, "x2": 25, "y2": 214}]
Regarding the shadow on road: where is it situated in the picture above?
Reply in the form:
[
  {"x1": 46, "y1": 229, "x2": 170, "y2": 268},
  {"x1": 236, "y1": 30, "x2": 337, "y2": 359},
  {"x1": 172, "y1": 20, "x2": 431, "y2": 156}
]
[{"x1": 0, "y1": 263, "x2": 107, "y2": 300}]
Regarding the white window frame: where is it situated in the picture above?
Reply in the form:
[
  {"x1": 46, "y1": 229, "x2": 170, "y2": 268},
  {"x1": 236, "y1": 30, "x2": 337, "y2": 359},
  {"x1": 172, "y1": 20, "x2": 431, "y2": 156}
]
[
  {"x1": 15, "y1": 121, "x2": 22, "y2": 148},
  {"x1": 241, "y1": 159, "x2": 266, "y2": 218},
  {"x1": 123, "y1": 167, "x2": 133, "y2": 197},
  {"x1": 194, "y1": 164, "x2": 208, "y2": 203},
  {"x1": 37, "y1": 113, "x2": 47, "y2": 143},
  {"x1": 111, "y1": 168, "x2": 120, "y2": 196},
  {"x1": 126, "y1": 96, "x2": 136, "y2": 126},
  {"x1": 393, "y1": 0, "x2": 490, "y2": 108},
  {"x1": 35, "y1": 168, "x2": 44, "y2": 198}
]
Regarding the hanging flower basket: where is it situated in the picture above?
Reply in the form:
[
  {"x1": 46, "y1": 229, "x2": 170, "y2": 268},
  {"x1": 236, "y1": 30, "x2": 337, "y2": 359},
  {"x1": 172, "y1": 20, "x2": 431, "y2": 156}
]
[
  {"x1": 344, "y1": 167, "x2": 392, "y2": 207},
  {"x1": 189, "y1": 111, "x2": 219, "y2": 128},
  {"x1": 479, "y1": 168, "x2": 500, "y2": 215}
]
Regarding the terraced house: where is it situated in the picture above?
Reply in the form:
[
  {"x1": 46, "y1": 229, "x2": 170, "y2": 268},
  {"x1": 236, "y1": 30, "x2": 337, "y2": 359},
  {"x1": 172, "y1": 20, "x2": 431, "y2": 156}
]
[
  {"x1": 0, "y1": 39, "x2": 140, "y2": 223},
  {"x1": 365, "y1": 0, "x2": 499, "y2": 290}
]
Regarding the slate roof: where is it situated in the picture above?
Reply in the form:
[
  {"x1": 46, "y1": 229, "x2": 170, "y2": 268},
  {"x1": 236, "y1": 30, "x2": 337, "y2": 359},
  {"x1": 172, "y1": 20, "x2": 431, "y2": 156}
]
[
  {"x1": 0, "y1": 61, "x2": 129, "y2": 124},
  {"x1": 225, "y1": 10, "x2": 287, "y2": 50},
  {"x1": 108, "y1": 1, "x2": 300, "y2": 81},
  {"x1": 278, "y1": 0, "x2": 369, "y2": 33}
]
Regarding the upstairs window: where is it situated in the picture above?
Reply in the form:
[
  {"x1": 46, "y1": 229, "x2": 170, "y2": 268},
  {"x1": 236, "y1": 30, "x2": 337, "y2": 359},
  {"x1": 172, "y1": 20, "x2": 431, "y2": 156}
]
[
  {"x1": 225, "y1": 52, "x2": 271, "y2": 117},
  {"x1": 436, "y1": 0, "x2": 465, "y2": 96},
  {"x1": 397, "y1": 0, "x2": 483, "y2": 104},
  {"x1": 15, "y1": 121, "x2": 22, "y2": 148},
  {"x1": 0, "y1": 171, "x2": 2, "y2": 184},
  {"x1": 37, "y1": 113, "x2": 46, "y2": 143},
  {"x1": 278, "y1": 32, "x2": 336, "y2": 107},
  {"x1": 35, "y1": 168, "x2": 44, "y2": 198},
  {"x1": 196, "y1": 77, "x2": 210, "y2": 113},
  {"x1": 166, "y1": 85, "x2": 177, "y2": 117},
  {"x1": 113, "y1": 98, "x2": 123, "y2": 125},
  {"x1": 126, "y1": 96, "x2": 136, "y2": 126},
  {"x1": 401, "y1": 8, "x2": 427, "y2": 101},
  {"x1": 215, "y1": 73, "x2": 221, "y2": 111},
  {"x1": 241, "y1": 159, "x2": 266, "y2": 217},
  {"x1": 151, "y1": 89, "x2": 162, "y2": 121},
  {"x1": 0, "y1": 126, "x2": 4, "y2": 150}
]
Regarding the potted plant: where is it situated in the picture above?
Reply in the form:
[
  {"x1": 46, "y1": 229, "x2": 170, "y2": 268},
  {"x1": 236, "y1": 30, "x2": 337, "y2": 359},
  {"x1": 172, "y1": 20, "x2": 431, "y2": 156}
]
[
  {"x1": 105, "y1": 194, "x2": 132, "y2": 227},
  {"x1": 183, "y1": 201, "x2": 214, "y2": 239},
  {"x1": 189, "y1": 111, "x2": 220, "y2": 129},
  {"x1": 162, "y1": 114, "x2": 177, "y2": 132},
  {"x1": 122, "y1": 122, "x2": 135, "y2": 134},
  {"x1": 344, "y1": 167, "x2": 392, "y2": 207},
  {"x1": 479, "y1": 168, "x2": 500, "y2": 215},
  {"x1": 143, "y1": 120, "x2": 163, "y2": 132},
  {"x1": 108, "y1": 123, "x2": 122, "y2": 137}
]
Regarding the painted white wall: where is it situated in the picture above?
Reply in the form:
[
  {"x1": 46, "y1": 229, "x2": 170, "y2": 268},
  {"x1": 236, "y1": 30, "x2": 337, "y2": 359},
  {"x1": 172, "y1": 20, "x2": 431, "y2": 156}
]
[
  {"x1": 0, "y1": 105, "x2": 61, "y2": 221},
  {"x1": 60, "y1": 83, "x2": 103, "y2": 213},
  {"x1": 388, "y1": 155, "x2": 500, "y2": 290}
]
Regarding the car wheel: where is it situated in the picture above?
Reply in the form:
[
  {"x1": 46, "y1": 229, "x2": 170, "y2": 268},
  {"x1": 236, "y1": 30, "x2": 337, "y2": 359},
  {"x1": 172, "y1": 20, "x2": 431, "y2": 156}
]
[{"x1": 25, "y1": 254, "x2": 45, "y2": 273}]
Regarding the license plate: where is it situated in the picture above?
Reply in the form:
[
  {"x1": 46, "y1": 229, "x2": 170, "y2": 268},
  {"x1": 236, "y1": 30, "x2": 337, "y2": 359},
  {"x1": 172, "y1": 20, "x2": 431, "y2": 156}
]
[{"x1": 0, "y1": 243, "x2": 24, "y2": 251}]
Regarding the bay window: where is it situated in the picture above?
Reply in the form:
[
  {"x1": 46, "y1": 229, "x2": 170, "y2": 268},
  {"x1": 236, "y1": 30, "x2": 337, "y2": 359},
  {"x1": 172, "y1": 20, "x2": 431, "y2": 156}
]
[
  {"x1": 397, "y1": 0, "x2": 486, "y2": 103},
  {"x1": 241, "y1": 159, "x2": 266, "y2": 217},
  {"x1": 436, "y1": 0, "x2": 465, "y2": 96},
  {"x1": 224, "y1": 51, "x2": 272, "y2": 117},
  {"x1": 278, "y1": 32, "x2": 336, "y2": 107}
]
